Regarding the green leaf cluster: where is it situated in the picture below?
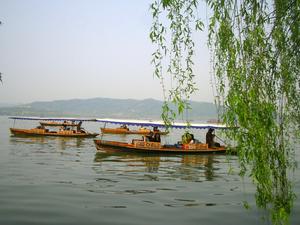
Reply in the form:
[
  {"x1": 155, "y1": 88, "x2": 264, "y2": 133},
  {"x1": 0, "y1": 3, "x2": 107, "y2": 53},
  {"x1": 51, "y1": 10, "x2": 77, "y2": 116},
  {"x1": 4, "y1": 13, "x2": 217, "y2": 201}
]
[
  {"x1": 207, "y1": 0, "x2": 300, "y2": 222},
  {"x1": 150, "y1": 0, "x2": 200, "y2": 126}
]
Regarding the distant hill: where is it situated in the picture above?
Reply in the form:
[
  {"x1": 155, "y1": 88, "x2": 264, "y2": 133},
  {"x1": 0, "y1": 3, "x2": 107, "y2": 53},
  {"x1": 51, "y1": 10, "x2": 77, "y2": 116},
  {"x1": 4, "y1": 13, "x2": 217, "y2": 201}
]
[{"x1": 0, "y1": 97, "x2": 218, "y2": 121}]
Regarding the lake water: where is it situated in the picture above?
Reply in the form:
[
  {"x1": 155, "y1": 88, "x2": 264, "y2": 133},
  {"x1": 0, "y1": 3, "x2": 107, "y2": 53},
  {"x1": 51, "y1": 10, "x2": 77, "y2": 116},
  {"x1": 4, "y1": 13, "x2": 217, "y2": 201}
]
[{"x1": 0, "y1": 116, "x2": 299, "y2": 225}]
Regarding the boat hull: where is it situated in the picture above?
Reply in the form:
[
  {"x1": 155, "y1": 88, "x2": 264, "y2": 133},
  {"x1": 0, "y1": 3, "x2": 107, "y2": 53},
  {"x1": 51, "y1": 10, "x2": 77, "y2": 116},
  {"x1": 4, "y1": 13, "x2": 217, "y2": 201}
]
[
  {"x1": 10, "y1": 128, "x2": 98, "y2": 138},
  {"x1": 94, "y1": 140, "x2": 226, "y2": 154}
]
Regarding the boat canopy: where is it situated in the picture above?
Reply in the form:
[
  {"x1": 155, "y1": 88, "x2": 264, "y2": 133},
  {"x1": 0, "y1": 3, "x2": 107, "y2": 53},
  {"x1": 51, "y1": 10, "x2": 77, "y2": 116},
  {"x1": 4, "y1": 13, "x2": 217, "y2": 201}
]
[
  {"x1": 96, "y1": 118, "x2": 229, "y2": 130},
  {"x1": 8, "y1": 116, "x2": 97, "y2": 122}
]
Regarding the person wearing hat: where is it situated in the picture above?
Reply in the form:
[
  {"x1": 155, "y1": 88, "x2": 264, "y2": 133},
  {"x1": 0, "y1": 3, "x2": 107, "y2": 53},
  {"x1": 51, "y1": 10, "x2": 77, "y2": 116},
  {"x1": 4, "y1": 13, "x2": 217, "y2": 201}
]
[{"x1": 206, "y1": 128, "x2": 220, "y2": 148}]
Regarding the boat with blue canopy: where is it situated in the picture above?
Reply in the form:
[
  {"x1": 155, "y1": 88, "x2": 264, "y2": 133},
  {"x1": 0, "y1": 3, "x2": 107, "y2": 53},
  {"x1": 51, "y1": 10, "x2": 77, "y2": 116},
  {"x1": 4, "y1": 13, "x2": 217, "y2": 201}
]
[
  {"x1": 9, "y1": 116, "x2": 98, "y2": 138},
  {"x1": 94, "y1": 118, "x2": 229, "y2": 154}
]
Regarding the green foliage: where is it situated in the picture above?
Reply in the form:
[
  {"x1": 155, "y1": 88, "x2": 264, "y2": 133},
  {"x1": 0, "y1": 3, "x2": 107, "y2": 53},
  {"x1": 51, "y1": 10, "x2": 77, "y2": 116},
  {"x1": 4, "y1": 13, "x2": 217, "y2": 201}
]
[
  {"x1": 151, "y1": 0, "x2": 300, "y2": 224},
  {"x1": 150, "y1": 0, "x2": 199, "y2": 126},
  {"x1": 208, "y1": 1, "x2": 300, "y2": 223},
  {"x1": 181, "y1": 131, "x2": 193, "y2": 144}
]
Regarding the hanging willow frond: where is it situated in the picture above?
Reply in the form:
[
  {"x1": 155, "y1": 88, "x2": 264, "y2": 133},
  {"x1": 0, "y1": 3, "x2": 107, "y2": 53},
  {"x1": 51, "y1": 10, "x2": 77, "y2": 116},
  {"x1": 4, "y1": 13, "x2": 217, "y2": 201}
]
[
  {"x1": 150, "y1": 0, "x2": 201, "y2": 127},
  {"x1": 151, "y1": 0, "x2": 300, "y2": 224}
]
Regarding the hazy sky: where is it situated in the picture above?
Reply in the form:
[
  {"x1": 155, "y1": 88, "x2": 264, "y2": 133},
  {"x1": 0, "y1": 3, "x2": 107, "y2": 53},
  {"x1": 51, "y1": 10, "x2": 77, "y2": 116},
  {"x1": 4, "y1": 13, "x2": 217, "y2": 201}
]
[{"x1": 0, "y1": 0, "x2": 214, "y2": 104}]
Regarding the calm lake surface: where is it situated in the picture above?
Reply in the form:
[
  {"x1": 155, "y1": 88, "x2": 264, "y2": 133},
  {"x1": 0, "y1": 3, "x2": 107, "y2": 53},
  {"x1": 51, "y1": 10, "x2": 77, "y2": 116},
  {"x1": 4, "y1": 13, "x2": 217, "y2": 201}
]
[{"x1": 0, "y1": 116, "x2": 299, "y2": 225}]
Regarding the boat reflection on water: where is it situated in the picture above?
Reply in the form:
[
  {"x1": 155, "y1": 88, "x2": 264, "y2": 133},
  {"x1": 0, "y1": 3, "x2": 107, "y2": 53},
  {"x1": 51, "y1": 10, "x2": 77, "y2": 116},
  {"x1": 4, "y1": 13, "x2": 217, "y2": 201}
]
[
  {"x1": 9, "y1": 136, "x2": 85, "y2": 150},
  {"x1": 179, "y1": 154, "x2": 216, "y2": 181},
  {"x1": 94, "y1": 150, "x2": 161, "y2": 173},
  {"x1": 94, "y1": 149, "x2": 220, "y2": 181}
]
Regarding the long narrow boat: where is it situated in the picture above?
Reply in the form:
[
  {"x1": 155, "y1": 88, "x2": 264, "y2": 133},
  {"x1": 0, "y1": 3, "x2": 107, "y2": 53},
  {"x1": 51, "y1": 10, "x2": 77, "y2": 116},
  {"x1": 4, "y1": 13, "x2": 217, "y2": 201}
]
[
  {"x1": 95, "y1": 118, "x2": 231, "y2": 154},
  {"x1": 9, "y1": 116, "x2": 98, "y2": 138},
  {"x1": 10, "y1": 127, "x2": 98, "y2": 138},
  {"x1": 94, "y1": 139, "x2": 226, "y2": 154}
]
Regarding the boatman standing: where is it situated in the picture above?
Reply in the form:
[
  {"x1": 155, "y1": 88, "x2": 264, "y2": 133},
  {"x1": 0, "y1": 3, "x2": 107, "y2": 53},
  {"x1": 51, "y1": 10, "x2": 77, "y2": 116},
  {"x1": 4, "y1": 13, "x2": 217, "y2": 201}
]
[{"x1": 206, "y1": 128, "x2": 220, "y2": 148}]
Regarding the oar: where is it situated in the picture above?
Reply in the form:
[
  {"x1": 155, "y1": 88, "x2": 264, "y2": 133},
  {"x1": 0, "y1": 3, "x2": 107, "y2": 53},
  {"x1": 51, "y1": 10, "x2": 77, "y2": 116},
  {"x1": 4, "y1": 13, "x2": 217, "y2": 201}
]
[{"x1": 215, "y1": 135, "x2": 225, "y2": 144}]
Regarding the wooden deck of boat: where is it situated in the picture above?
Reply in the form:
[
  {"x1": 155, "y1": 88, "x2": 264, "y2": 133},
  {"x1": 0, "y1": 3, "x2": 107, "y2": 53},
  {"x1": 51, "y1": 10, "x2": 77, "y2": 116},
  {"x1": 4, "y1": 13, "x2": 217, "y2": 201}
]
[{"x1": 94, "y1": 140, "x2": 226, "y2": 154}]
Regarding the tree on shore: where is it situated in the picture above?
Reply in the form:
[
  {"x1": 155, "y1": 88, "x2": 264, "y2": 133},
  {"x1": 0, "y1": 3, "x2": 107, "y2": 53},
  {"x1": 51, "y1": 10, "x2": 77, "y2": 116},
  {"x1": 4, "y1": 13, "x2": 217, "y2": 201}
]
[{"x1": 150, "y1": 0, "x2": 300, "y2": 224}]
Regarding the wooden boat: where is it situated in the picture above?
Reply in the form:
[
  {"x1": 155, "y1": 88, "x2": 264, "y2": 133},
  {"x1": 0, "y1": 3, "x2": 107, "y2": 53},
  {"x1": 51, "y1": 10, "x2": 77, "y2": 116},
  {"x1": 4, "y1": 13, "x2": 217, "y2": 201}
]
[
  {"x1": 95, "y1": 118, "x2": 231, "y2": 154},
  {"x1": 10, "y1": 127, "x2": 98, "y2": 138},
  {"x1": 100, "y1": 127, "x2": 168, "y2": 135},
  {"x1": 9, "y1": 116, "x2": 98, "y2": 138},
  {"x1": 94, "y1": 139, "x2": 226, "y2": 154}
]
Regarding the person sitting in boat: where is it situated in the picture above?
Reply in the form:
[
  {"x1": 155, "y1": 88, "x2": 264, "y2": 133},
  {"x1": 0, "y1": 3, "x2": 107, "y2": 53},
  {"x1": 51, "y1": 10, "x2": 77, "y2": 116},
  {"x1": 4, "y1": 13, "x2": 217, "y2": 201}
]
[
  {"x1": 153, "y1": 126, "x2": 160, "y2": 132},
  {"x1": 146, "y1": 131, "x2": 155, "y2": 142},
  {"x1": 206, "y1": 128, "x2": 220, "y2": 148},
  {"x1": 189, "y1": 134, "x2": 195, "y2": 144},
  {"x1": 120, "y1": 124, "x2": 129, "y2": 130},
  {"x1": 63, "y1": 121, "x2": 67, "y2": 130},
  {"x1": 36, "y1": 125, "x2": 44, "y2": 129},
  {"x1": 189, "y1": 134, "x2": 200, "y2": 144},
  {"x1": 153, "y1": 132, "x2": 161, "y2": 142}
]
